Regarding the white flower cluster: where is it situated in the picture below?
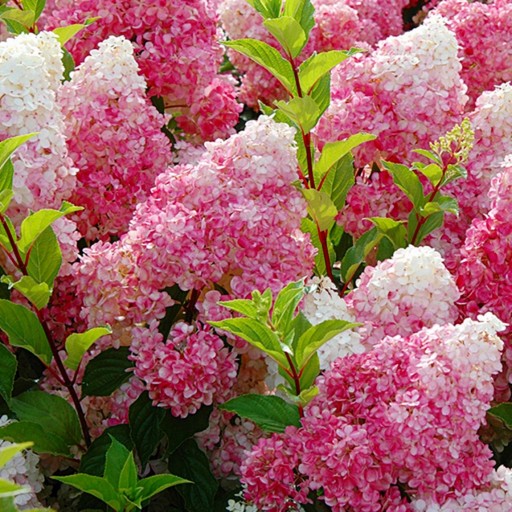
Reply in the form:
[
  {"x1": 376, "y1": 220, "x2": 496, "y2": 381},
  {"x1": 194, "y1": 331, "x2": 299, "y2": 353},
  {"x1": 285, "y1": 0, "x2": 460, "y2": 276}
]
[
  {"x1": 302, "y1": 277, "x2": 365, "y2": 369},
  {"x1": 0, "y1": 31, "x2": 77, "y2": 212},
  {"x1": 470, "y1": 82, "x2": 512, "y2": 180},
  {"x1": 226, "y1": 490, "x2": 306, "y2": 512},
  {"x1": 0, "y1": 416, "x2": 44, "y2": 508},
  {"x1": 372, "y1": 15, "x2": 464, "y2": 92},
  {"x1": 66, "y1": 36, "x2": 146, "y2": 95},
  {"x1": 348, "y1": 246, "x2": 460, "y2": 347}
]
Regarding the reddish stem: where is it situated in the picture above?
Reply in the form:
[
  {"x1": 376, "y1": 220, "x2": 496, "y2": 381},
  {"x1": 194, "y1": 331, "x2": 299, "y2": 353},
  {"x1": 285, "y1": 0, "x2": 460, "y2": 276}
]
[{"x1": 284, "y1": 352, "x2": 303, "y2": 417}]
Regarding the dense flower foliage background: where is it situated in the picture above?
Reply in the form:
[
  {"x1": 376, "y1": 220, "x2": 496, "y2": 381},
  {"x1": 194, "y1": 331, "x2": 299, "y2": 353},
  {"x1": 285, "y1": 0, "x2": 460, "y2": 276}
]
[{"x1": 0, "y1": 0, "x2": 512, "y2": 511}]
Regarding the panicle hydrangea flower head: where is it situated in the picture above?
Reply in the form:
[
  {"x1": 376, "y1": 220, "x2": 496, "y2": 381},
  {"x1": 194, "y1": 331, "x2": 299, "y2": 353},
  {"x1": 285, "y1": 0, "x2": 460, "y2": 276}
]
[
  {"x1": 434, "y1": 0, "x2": 512, "y2": 108},
  {"x1": 316, "y1": 14, "x2": 468, "y2": 167},
  {"x1": 242, "y1": 315, "x2": 505, "y2": 510},
  {"x1": 44, "y1": 0, "x2": 241, "y2": 140},
  {"x1": 131, "y1": 321, "x2": 238, "y2": 418},
  {"x1": 346, "y1": 246, "x2": 460, "y2": 348},
  {"x1": 457, "y1": 162, "x2": 512, "y2": 391},
  {"x1": 0, "y1": 31, "x2": 80, "y2": 273},
  {"x1": 0, "y1": 31, "x2": 77, "y2": 211},
  {"x1": 59, "y1": 35, "x2": 172, "y2": 240}
]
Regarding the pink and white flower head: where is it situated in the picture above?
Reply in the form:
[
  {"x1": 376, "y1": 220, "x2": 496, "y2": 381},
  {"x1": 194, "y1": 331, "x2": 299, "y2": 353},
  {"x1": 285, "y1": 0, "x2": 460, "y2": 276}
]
[
  {"x1": 434, "y1": 0, "x2": 512, "y2": 108},
  {"x1": 316, "y1": 14, "x2": 468, "y2": 167},
  {"x1": 242, "y1": 314, "x2": 505, "y2": 510},
  {"x1": 44, "y1": 0, "x2": 241, "y2": 140},
  {"x1": 346, "y1": 245, "x2": 460, "y2": 348},
  {"x1": 59, "y1": 35, "x2": 172, "y2": 240}
]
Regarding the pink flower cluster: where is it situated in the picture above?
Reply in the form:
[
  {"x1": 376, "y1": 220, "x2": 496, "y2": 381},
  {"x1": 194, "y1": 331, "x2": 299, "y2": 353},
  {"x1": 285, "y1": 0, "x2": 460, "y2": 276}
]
[
  {"x1": 132, "y1": 322, "x2": 238, "y2": 418},
  {"x1": 432, "y1": 83, "x2": 512, "y2": 268},
  {"x1": 73, "y1": 116, "x2": 314, "y2": 417},
  {"x1": 434, "y1": 0, "x2": 512, "y2": 108},
  {"x1": 59, "y1": 36, "x2": 172, "y2": 240},
  {"x1": 457, "y1": 162, "x2": 512, "y2": 393},
  {"x1": 315, "y1": 14, "x2": 468, "y2": 167},
  {"x1": 242, "y1": 314, "x2": 505, "y2": 511},
  {"x1": 45, "y1": 0, "x2": 241, "y2": 140},
  {"x1": 347, "y1": 246, "x2": 460, "y2": 348}
]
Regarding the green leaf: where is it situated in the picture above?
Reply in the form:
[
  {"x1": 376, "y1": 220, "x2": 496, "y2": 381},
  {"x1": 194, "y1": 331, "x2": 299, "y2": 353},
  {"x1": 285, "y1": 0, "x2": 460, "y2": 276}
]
[
  {"x1": 298, "y1": 351, "x2": 320, "y2": 390},
  {"x1": 220, "y1": 394, "x2": 301, "y2": 433},
  {"x1": 0, "y1": 345, "x2": 16, "y2": 405},
  {"x1": 0, "y1": 190, "x2": 13, "y2": 214},
  {"x1": 0, "y1": 300, "x2": 51, "y2": 364},
  {"x1": 0, "y1": 8, "x2": 34, "y2": 29},
  {"x1": 1, "y1": 275, "x2": 51, "y2": 310},
  {"x1": 441, "y1": 163, "x2": 467, "y2": 187},
  {"x1": 408, "y1": 210, "x2": 444, "y2": 245},
  {"x1": 275, "y1": 95, "x2": 320, "y2": 134},
  {"x1": 52, "y1": 18, "x2": 98, "y2": 46},
  {"x1": 209, "y1": 318, "x2": 287, "y2": 366},
  {"x1": 340, "y1": 227, "x2": 382, "y2": 283},
  {"x1": 128, "y1": 392, "x2": 166, "y2": 469},
  {"x1": 64, "y1": 326, "x2": 112, "y2": 371},
  {"x1": 246, "y1": 0, "x2": 282, "y2": 19},
  {"x1": 282, "y1": 0, "x2": 315, "y2": 40},
  {"x1": 419, "y1": 196, "x2": 459, "y2": 217},
  {"x1": 52, "y1": 474, "x2": 122, "y2": 511},
  {"x1": 82, "y1": 347, "x2": 134, "y2": 397},
  {"x1": 223, "y1": 39, "x2": 296, "y2": 95},
  {"x1": 0, "y1": 421, "x2": 70, "y2": 456},
  {"x1": 413, "y1": 148, "x2": 442, "y2": 166},
  {"x1": 488, "y1": 403, "x2": 512, "y2": 429},
  {"x1": 18, "y1": 203, "x2": 81, "y2": 253},
  {"x1": 0, "y1": 159, "x2": 14, "y2": 195},
  {"x1": 216, "y1": 299, "x2": 259, "y2": 319},
  {"x1": 0, "y1": 215, "x2": 15, "y2": 253},
  {"x1": 321, "y1": 153, "x2": 355, "y2": 211},
  {"x1": 25, "y1": 226, "x2": 62, "y2": 287},
  {"x1": 21, "y1": 0, "x2": 46, "y2": 20},
  {"x1": 0, "y1": 442, "x2": 33, "y2": 469},
  {"x1": 80, "y1": 425, "x2": 133, "y2": 476},
  {"x1": 315, "y1": 133, "x2": 376, "y2": 185},
  {"x1": 299, "y1": 50, "x2": 351, "y2": 93},
  {"x1": 263, "y1": 16, "x2": 306, "y2": 58},
  {"x1": 310, "y1": 73, "x2": 331, "y2": 117},
  {"x1": 272, "y1": 280, "x2": 305, "y2": 334},
  {"x1": 413, "y1": 162, "x2": 443, "y2": 186},
  {"x1": 0, "y1": 478, "x2": 26, "y2": 497},
  {"x1": 302, "y1": 188, "x2": 337, "y2": 232},
  {"x1": 104, "y1": 437, "x2": 137, "y2": 491},
  {"x1": 368, "y1": 217, "x2": 407, "y2": 250},
  {"x1": 61, "y1": 47, "x2": 75, "y2": 81},
  {"x1": 138, "y1": 473, "x2": 190, "y2": 503},
  {"x1": 168, "y1": 439, "x2": 217, "y2": 512},
  {"x1": 382, "y1": 161, "x2": 424, "y2": 212},
  {"x1": 294, "y1": 319, "x2": 358, "y2": 368},
  {"x1": 162, "y1": 405, "x2": 212, "y2": 454},
  {"x1": 0, "y1": 133, "x2": 37, "y2": 171},
  {"x1": 11, "y1": 391, "x2": 82, "y2": 446}
]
